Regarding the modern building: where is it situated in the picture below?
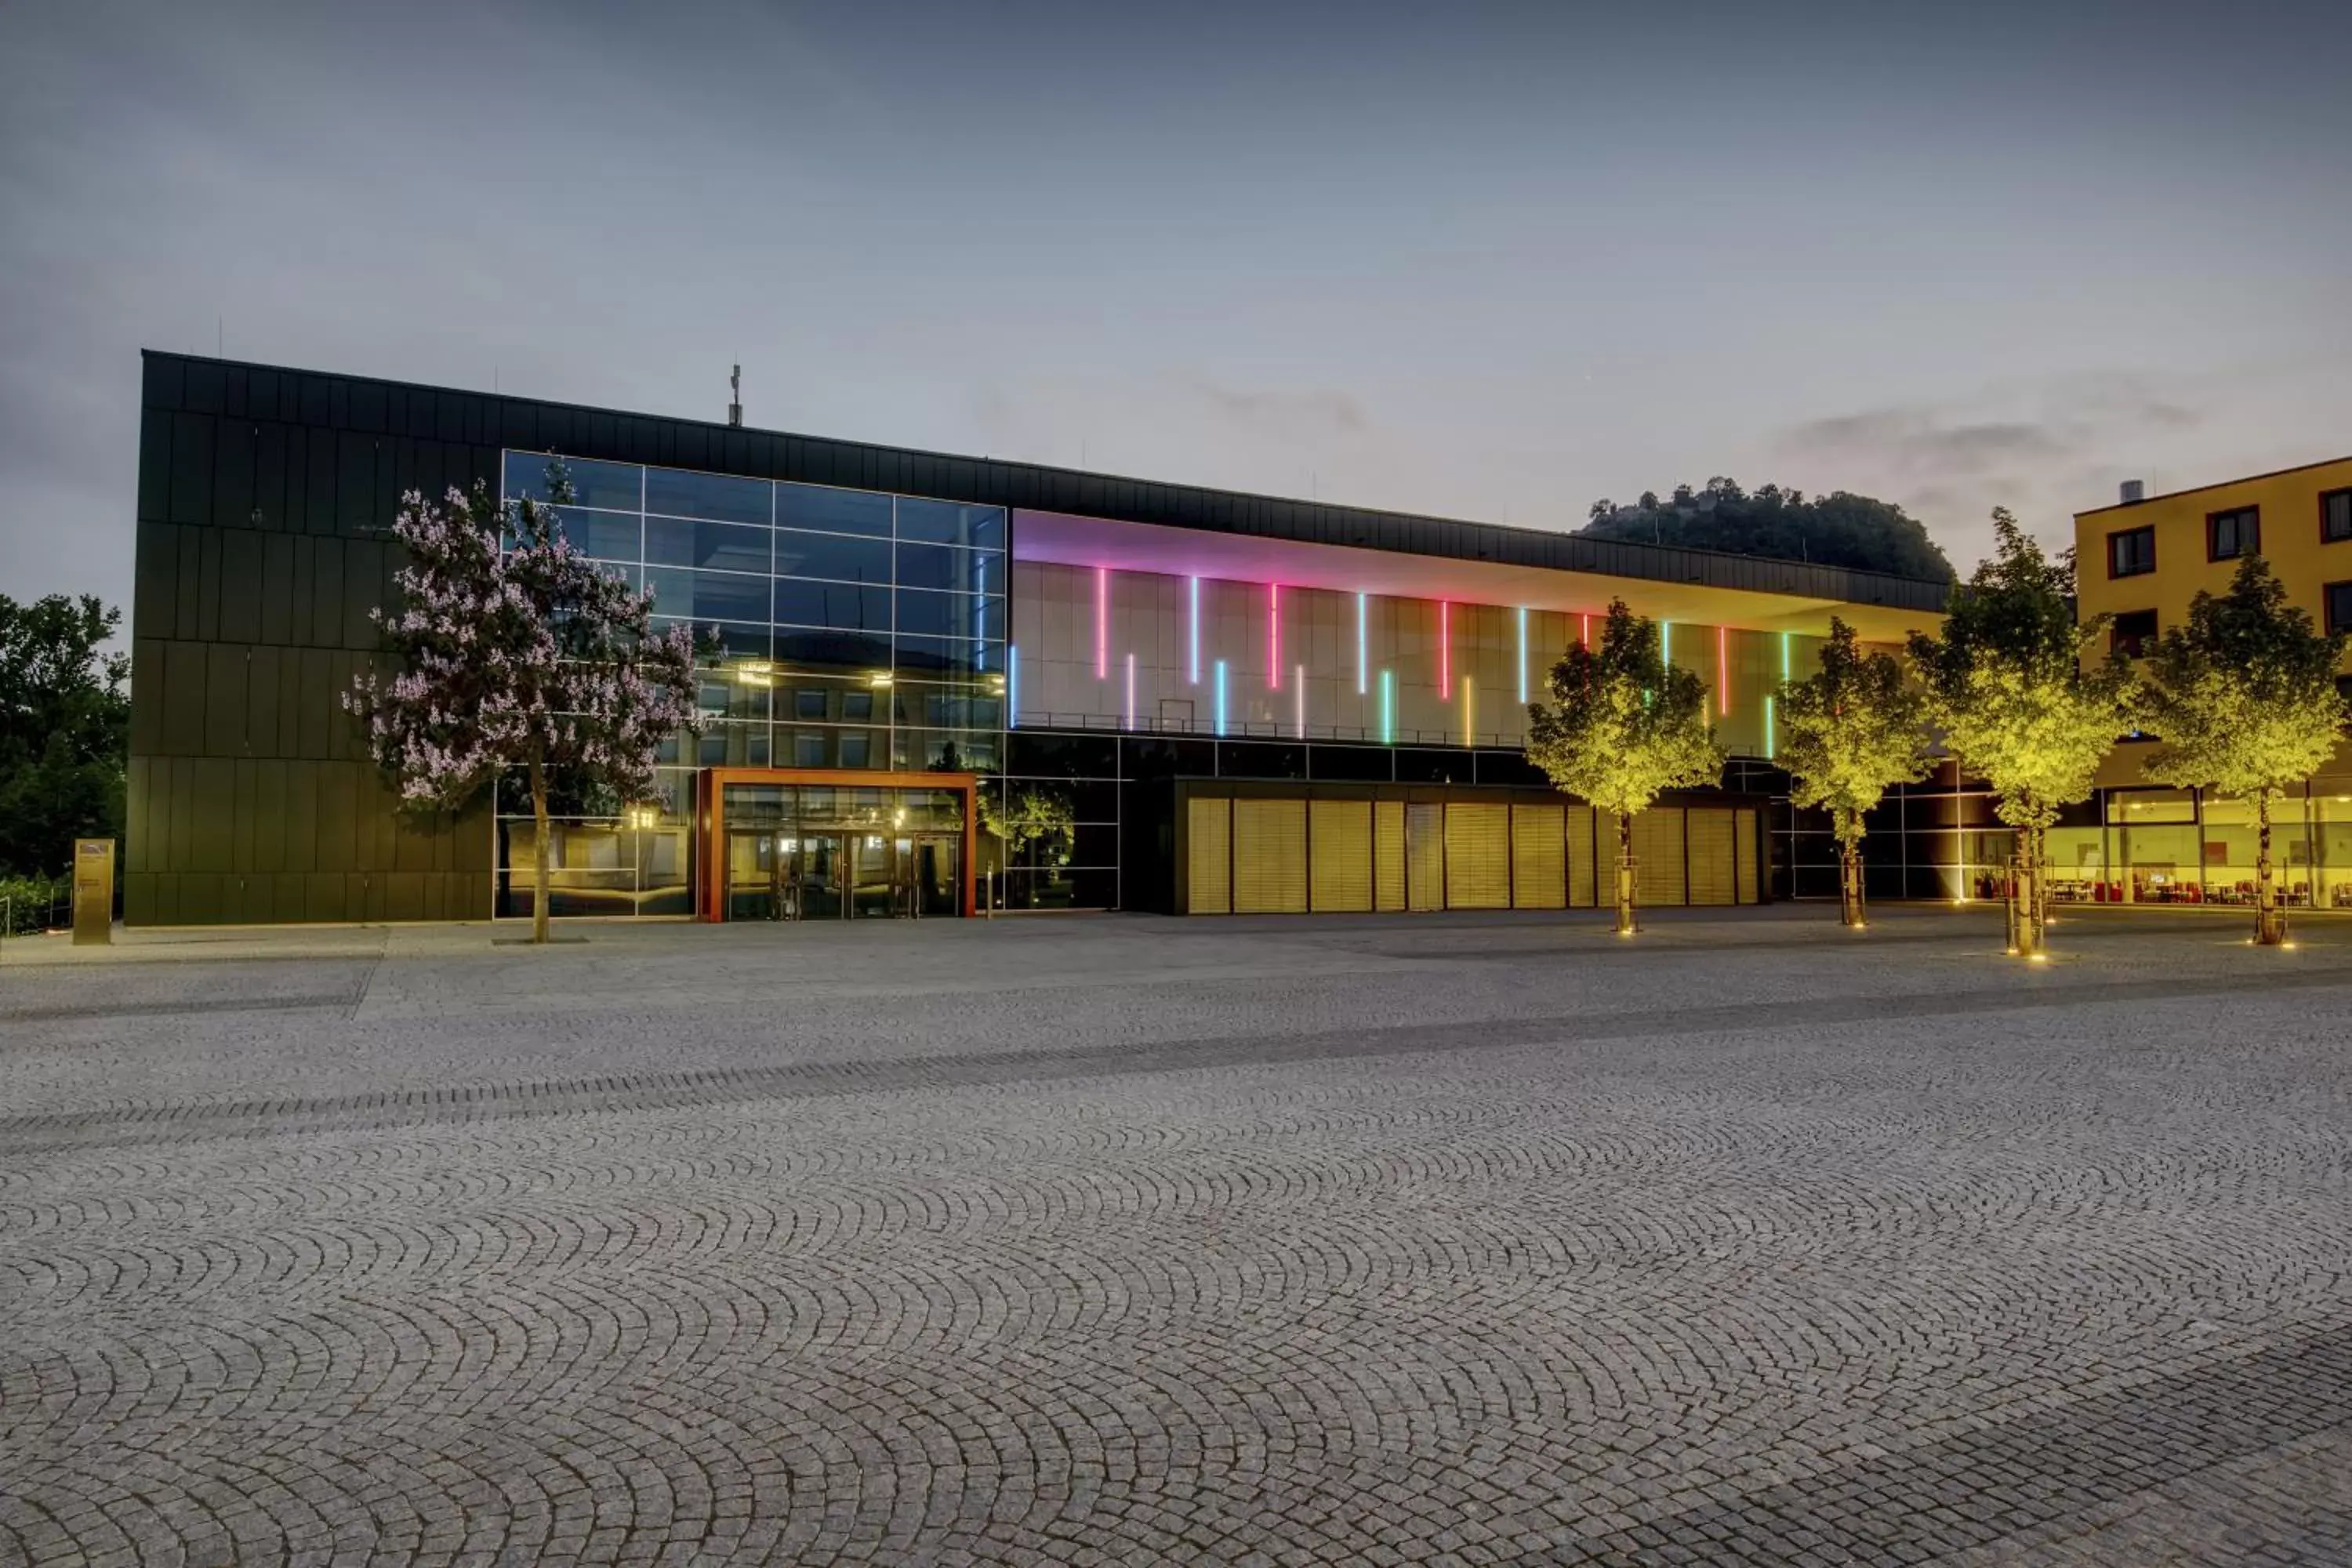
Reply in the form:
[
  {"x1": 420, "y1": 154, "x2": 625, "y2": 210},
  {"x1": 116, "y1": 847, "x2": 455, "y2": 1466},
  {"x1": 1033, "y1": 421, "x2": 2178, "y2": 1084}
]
[
  {"x1": 2065, "y1": 458, "x2": 2352, "y2": 909},
  {"x1": 128, "y1": 350, "x2": 1969, "y2": 926}
]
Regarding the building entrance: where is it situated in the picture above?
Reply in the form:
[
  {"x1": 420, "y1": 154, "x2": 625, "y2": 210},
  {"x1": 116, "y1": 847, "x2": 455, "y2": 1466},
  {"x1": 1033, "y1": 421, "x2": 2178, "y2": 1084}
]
[{"x1": 700, "y1": 770, "x2": 977, "y2": 922}]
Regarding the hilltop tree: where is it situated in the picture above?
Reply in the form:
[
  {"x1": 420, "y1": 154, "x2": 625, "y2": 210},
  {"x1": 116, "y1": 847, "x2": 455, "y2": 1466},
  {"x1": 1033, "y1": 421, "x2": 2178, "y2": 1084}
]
[
  {"x1": 347, "y1": 468, "x2": 703, "y2": 945},
  {"x1": 1582, "y1": 481, "x2": 1957, "y2": 582},
  {"x1": 1777, "y1": 616, "x2": 1933, "y2": 927},
  {"x1": 2140, "y1": 555, "x2": 2350, "y2": 946},
  {"x1": 1526, "y1": 599, "x2": 1725, "y2": 934},
  {"x1": 1907, "y1": 509, "x2": 2136, "y2": 959}
]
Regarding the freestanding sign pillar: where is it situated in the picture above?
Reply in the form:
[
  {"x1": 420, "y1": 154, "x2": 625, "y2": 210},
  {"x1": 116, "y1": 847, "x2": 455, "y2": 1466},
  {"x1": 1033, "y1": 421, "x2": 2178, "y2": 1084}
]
[{"x1": 72, "y1": 838, "x2": 114, "y2": 946}]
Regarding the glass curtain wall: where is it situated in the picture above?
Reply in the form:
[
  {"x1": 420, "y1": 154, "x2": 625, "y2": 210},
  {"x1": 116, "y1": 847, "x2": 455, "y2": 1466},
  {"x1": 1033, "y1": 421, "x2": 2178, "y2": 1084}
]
[{"x1": 492, "y1": 452, "x2": 1006, "y2": 917}]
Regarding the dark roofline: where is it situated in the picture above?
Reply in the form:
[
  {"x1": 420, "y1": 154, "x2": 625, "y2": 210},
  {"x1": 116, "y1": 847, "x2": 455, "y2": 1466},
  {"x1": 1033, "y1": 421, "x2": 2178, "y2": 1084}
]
[
  {"x1": 140, "y1": 349, "x2": 1952, "y2": 614},
  {"x1": 2075, "y1": 453, "x2": 2352, "y2": 519}
]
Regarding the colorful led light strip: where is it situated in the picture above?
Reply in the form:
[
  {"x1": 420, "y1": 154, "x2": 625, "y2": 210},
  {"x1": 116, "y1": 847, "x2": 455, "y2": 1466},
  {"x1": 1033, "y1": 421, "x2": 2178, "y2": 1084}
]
[
  {"x1": 1661, "y1": 619, "x2": 1672, "y2": 665},
  {"x1": 1516, "y1": 607, "x2": 1528, "y2": 705},
  {"x1": 1717, "y1": 625, "x2": 1730, "y2": 715},
  {"x1": 1439, "y1": 601, "x2": 1450, "y2": 696},
  {"x1": 1189, "y1": 576, "x2": 1201, "y2": 684},
  {"x1": 1356, "y1": 593, "x2": 1367, "y2": 695},
  {"x1": 1294, "y1": 665, "x2": 1305, "y2": 739},
  {"x1": 1580, "y1": 612, "x2": 1591, "y2": 648},
  {"x1": 1462, "y1": 675, "x2": 1474, "y2": 748},
  {"x1": 1269, "y1": 584, "x2": 1280, "y2": 689},
  {"x1": 1007, "y1": 644, "x2": 1019, "y2": 728},
  {"x1": 1214, "y1": 659, "x2": 1228, "y2": 736},
  {"x1": 1123, "y1": 652, "x2": 1136, "y2": 731},
  {"x1": 1764, "y1": 694, "x2": 1774, "y2": 759},
  {"x1": 975, "y1": 555, "x2": 987, "y2": 671},
  {"x1": 1780, "y1": 630, "x2": 1791, "y2": 682},
  {"x1": 1095, "y1": 567, "x2": 1109, "y2": 681},
  {"x1": 1380, "y1": 669, "x2": 1394, "y2": 744}
]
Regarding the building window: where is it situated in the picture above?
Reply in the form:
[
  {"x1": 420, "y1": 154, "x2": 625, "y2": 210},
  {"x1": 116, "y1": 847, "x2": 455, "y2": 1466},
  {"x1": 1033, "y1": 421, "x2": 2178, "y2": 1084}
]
[
  {"x1": 2326, "y1": 581, "x2": 2352, "y2": 637},
  {"x1": 2206, "y1": 506, "x2": 2259, "y2": 561},
  {"x1": 2324, "y1": 488, "x2": 2352, "y2": 544},
  {"x1": 2108, "y1": 525, "x2": 2156, "y2": 578},
  {"x1": 2111, "y1": 608, "x2": 2158, "y2": 659}
]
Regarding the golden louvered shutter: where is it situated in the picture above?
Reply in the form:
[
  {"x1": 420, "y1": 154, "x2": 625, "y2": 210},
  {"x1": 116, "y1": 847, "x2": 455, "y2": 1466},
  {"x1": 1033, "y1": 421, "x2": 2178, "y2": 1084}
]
[
  {"x1": 1735, "y1": 808, "x2": 1759, "y2": 903},
  {"x1": 1686, "y1": 808, "x2": 1737, "y2": 906},
  {"x1": 1511, "y1": 803, "x2": 1566, "y2": 908},
  {"x1": 1375, "y1": 800, "x2": 1406, "y2": 911},
  {"x1": 1309, "y1": 800, "x2": 1374, "y2": 912},
  {"x1": 1634, "y1": 808, "x2": 1686, "y2": 906},
  {"x1": 1187, "y1": 796, "x2": 1230, "y2": 914},
  {"x1": 1232, "y1": 797, "x2": 1308, "y2": 913},
  {"x1": 1566, "y1": 804, "x2": 1598, "y2": 906},
  {"x1": 1444, "y1": 802, "x2": 1512, "y2": 909}
]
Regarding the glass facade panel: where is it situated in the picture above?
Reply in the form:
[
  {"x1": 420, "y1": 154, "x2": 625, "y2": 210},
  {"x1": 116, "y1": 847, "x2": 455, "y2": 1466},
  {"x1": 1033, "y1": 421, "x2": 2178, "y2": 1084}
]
[
  {"x1": 554, "y1": 506, "x2": 643, "y2": 562},
  {"x1": 505, "y1": 452, "x2": 643, "y2": 510},
  {"x1": 646, "y1": 517, "x2": 772, "y2": 574},
  {"x1": 893, "y1": 633, "x2": 989, "y2": 675},
  {"x1": 777, "y1": 482, "x2": 893, "y2": 537},
  {"x1": 892, "y1": 588, "x2": 1000, "y2": 640},
  {"x1": 895, "y1": 498, "x2": 1006, "y2": 548},
  {"x1": 773, "y1": 627, "x2": 891, "y2": 672},
  {"x1": 895, "y1": 542, "x2": 1000, "y2": 593},
  {"x1": 773, "y1": 529, "x2": 893, "y2": 584},
  {"x1": 644, "y1": 466, "x2": 771, "y2": 525},
  {"x1": 647, "y1": 566, "x2": 771, "y2": 624},
  {"x1": 774, "y1": 579, "x2": 891, "y2": 631}
]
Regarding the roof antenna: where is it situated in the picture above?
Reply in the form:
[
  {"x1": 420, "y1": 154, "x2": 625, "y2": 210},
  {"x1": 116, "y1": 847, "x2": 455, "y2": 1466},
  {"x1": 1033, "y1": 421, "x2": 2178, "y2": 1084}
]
[{"x1": 728, "y1": 364, "x2": 742, "y2": 427}]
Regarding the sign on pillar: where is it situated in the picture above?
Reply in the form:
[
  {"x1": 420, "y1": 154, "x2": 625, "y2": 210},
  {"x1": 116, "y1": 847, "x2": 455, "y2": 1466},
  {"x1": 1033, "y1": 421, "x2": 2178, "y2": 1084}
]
[{"x1": 73, "y1": 838, "x2": 114, "y2": 946}]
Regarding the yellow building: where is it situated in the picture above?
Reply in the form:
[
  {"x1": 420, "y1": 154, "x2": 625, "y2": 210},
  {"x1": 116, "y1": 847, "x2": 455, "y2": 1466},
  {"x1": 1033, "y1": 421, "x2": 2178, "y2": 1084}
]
[{"x1": 2065, "y1": 457, "x2": 2352, "y2": 909}]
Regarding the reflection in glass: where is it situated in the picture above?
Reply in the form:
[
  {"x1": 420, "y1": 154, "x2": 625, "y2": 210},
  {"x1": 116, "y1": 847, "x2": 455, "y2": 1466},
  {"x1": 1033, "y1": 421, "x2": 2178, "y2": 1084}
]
[
  {"x1": 554, "y1": 506, "x2": 644, "y2": 561},
  {"x1": 895, "y1": 498, "x2": 1006, "y2": 548},
  {"x1": 773, "y1": 529, "x2": 894, "y2": 583},
  {"x1": 645, "y1": 466, "x2": 771, "y2": 525},
  {"x1": 647, "y1": 517, "x2": 772, "y2": 575},
  {"x1": 504, "y1": 452, "x2": 643, "y2": 510},
  {"x1": 777, "y1": 483, "x2": 893, "y2": 537}
]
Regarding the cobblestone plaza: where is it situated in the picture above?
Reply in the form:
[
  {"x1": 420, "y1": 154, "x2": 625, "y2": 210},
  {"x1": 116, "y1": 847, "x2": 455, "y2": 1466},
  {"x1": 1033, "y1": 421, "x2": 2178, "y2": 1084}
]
[{"x1": 3, "y1": 908, "x2": 2349, "y2": 1564}]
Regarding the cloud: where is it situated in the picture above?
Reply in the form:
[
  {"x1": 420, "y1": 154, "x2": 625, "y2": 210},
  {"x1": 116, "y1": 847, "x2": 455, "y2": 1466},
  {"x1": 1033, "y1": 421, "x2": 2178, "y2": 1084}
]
[{"x1": 1781, "y1": 411, "x2": 2072, "y2": 477}]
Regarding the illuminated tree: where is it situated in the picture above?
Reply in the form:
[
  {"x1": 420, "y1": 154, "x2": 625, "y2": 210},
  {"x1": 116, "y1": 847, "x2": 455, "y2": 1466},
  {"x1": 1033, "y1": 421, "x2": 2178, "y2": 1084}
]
[
  {"x1": 347, "y1": 468, "x2": 702, "y2": 944},
  {"x1": 1777, "y1": 615, "x2": 1933, "y2": 927},
  {"x1": 982, "y1": 781, "x2": 1075, "y2": 866},
  {"x1": 2140, "y1": 554, "x2": 2350, "y2": 946},
  {"x1": 1907, "y1": 509, "x2": 2137, "y2": 958},
  {"x1": 1526, "y1": 598, "x2": 1725, "y2": 934}
]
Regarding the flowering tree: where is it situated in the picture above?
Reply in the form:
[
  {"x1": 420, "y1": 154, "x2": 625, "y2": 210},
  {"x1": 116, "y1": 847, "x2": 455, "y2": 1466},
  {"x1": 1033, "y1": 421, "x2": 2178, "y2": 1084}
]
[
  {"x1": 1907, "y1": 509, "x2": 2137, "y2": 958},
  {"x1": 1777, "y1": 615, "x2": 1933, "y2": 927},
  {"x1": 346, "y1": 470, "x2": 702, "y2": 943},
  {"x1": 2141, "y1": 554, "x2": 2350, "y2": 946},
  {"x1": 1526, "y1": 598, "x2": 1724, "y2": 934}
]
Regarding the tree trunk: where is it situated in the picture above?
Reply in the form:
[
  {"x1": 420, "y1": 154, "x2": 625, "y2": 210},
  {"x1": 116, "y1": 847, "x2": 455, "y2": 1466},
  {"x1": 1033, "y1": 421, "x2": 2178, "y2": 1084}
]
[
  {"x1": 529, "y1": 754, "x2": 551, "y2": 946},
  {"x1": 2015, "y1": 825, "x2": 2045, "y2": 959},
  {"x1": 1616, "y1": 811, "x2": 1639, "y2": 935},
  {"x1": 2255, "y1": 793, "x2": 2285, "y2": 946},
  {"x1": 1837, "y1": 810, "x2": 1864, "y2": 927}
]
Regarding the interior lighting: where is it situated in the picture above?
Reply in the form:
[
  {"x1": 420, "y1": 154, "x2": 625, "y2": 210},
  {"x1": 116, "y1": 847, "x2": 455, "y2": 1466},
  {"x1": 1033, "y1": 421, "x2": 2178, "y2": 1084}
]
[
  {"x1": 1095, "y1": 567, "x2": 1109, "y2": 681},
  {"x1": 1356, "y1": 593, "x2": 1368, "y2": 695},
  {"x1": 1007, "y1": 644, "x2": 1019, "y2": 728},
  {"x1": 1189, "y1": 577, "x2": 1201, "y2": 684},
  {"x1": 1124, "y1": 652, "x2": 1136, "y2": 731},
  {"x1": 866, "y1": 670, "x2": 894, "y2": 688},
  {"x1": 1380, "y1": 669, "x2": 1395, "y2": 744},
  {"x1": 1214, "y1": 659, "x2": 1228, "y2": 736},
  {"x1": 1517, "y1": 607, "x2": 1529, "y2": 705}
]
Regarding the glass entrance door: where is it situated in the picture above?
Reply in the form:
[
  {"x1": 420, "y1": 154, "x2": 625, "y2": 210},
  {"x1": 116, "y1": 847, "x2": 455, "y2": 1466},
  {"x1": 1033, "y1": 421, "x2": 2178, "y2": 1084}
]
[
  {"x1": 849, "y1": 834, "x2": 895, "y2": 919},
  {"x1": 910, "y1": 835, "x2": 960, "y2": 917},
  {"x1": 797, "y1": 834, "x2": 845, "y2": 920},
  {"x1": 727, "y1": 831, "x2": 793, "y2": 920}
]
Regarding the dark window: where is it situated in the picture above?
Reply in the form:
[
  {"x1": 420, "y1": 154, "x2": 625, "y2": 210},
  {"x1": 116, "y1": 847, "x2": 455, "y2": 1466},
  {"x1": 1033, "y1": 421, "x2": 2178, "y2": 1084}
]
[
  {"x1": 840, "y1": 691, "x2": 873, "y2": 722},
  {"x1": 2206, "y1": 506, "x2": 2259, "y2": 561},
  {"x1": 793, "y1": 689, "x2": 827, "y2": 720},
  {"x1": 838, "y1": 732, "x2": 873, "y2": 768},
  {"x1": 793, "y1": 732, "x2": 826, "y2": 768},
  {"x1": 893, "y1": 589, "x2": 1002, "y2": 639},
  {"x1": 2108, "y1": 526, "x2": 2156, "y2": 578},
  {"x1": 1217, "y1": 742, "x2": 1308, "y2": 780},
  {"x1": 2111, "y1": 608, "x2": 2158, "y2": 658},
  {"x1": 776, "y1": 482, "x2": 892, "y2": 537},
  {"x1": 1308, "y1": 743, "x2": 1396, "y2": 782},
  {"x1": 1007, "y1": 731, "x2": 1119, "y2": 777},
  {"x1": 895, "y1": 541, "x2": 1001, "y2": 593},
  {"x1": 773, "y1": 579, "x2": 889, "y2": 631},
  {"x1": 646, "y1": 566, "x2": 769, "y2": 624},
  {"x1": 2323, "y1": 488, "x2": 2352, "y2": 543},
  {"x1": 773, "y1": 529, "x2": 891, "y2": 584},
  {"x1": 892, "y1": 633, "x2": 989, "y2": 676},
  {"x1": 645, "y1": 517, "x2": 771, "y2": 575},
  {"x1": 2326, "y1": 581, "x2": 2352, "y2": 636},
  {"x1": 553, "y1": 506, "x2": 641, "y2": 562},
  {"x1": 2336, "y1": 673, "x2": 2352, "y2": 702},
  {"x1": 896, "y1": 498, "x2": 1006, "y2": 548},
  {"x1": 772, "y1": 628, "x2": 890, "y2": 672},
  {"x1": 503, "y1": 452, "x2": 641, "y2": 510},
  {"x1": 644, "y1": 466, "x2": 770, "y2": 525}
]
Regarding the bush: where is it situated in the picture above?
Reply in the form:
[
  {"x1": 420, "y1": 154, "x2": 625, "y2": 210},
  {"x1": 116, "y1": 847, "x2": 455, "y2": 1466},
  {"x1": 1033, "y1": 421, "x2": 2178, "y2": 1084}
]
[{"x1": 1, "y1": 875, "x2": 70, "y2": 935}]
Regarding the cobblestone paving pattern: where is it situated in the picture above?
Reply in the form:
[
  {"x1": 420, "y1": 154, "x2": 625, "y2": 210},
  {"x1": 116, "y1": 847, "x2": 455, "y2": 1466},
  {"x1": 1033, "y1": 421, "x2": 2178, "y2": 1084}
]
[{"x1": 2, "y1": 906, "x2": 2349, "y2": 1565}]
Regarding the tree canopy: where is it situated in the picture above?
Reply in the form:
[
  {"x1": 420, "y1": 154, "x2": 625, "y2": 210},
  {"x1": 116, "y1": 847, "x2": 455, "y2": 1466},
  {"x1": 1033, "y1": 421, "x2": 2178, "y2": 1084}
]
[
  {"x1": 1779, "y1": 615, "x2": 1933, "y2": 844},
  {"x1": 2140, "y1": 554, "x2": 2350, "y2": 802},
  {"x1": 1582, "y1": 477, "x2": 1956, "y2": 583},
  {"x1": 0, "y1": 593, "x2": 129, "y2": 877},
  {"x1": 1525, "y1": 599, "x2": 1725, "y2": 821}
]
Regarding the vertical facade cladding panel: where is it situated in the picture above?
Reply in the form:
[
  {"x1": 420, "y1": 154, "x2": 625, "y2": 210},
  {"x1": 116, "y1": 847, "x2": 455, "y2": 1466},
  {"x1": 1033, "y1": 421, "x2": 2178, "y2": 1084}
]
[
  {"x1": 1374, "y1": 800, "x2": 1407, "y2": 911},
  {"x1": 1405, "y1": 804, "x2": 1443, "y2": 911},
  {"x1": 1186, "y1": 797, "x2": 1232, "y2": 914},
  {"x1": 1736, "y1": 809, "x2": 1759, "y2": 904},
  {"x1": 1443, "y1": 803, "x2": 1512, "y2": 909},
  {"x1": 1688, "y1": 808, "x2": 1739, "y2": 906},
  {"x1": 1566, "y1": 804, "x2": 1599, "y2": 907},
  {"x1": 1510, "y1": 803, "x2": 1567, "y2": 909},
  {"x1": 1308, "y1": 799, "x2": 1374, "y2": 912},
  {"x1": 1232, "y1": 798, "x2": 1308, "y2": 914},
  {"x1": 1635, "y1": 808, "x2": 1689, "y2": 907}
]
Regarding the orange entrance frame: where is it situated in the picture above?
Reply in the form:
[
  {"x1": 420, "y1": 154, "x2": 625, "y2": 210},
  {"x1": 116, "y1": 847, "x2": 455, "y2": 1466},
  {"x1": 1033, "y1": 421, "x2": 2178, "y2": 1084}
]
[{"x1": 695, "y1": 768, "x2": 980, "y2": 922}]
